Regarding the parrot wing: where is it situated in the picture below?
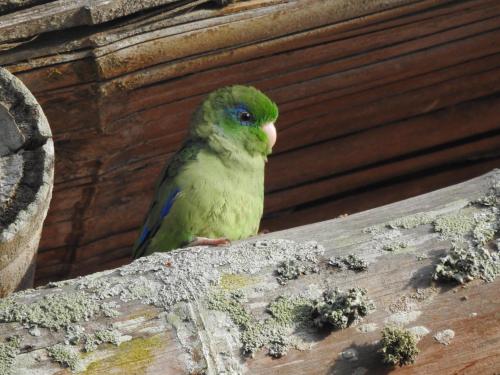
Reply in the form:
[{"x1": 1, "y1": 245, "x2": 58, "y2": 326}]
[{"x1": 132, "y1": 139, "x2": 204, "y2": 259}]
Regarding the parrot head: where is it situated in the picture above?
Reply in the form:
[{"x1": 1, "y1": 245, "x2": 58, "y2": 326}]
[{"x1": 190, "y1": 85, "x2": 279, "y2": 156}]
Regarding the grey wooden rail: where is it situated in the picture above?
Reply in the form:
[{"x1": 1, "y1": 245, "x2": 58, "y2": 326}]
[{"x1": 0, "y1": 170, "x2": 499, "y2": 374}]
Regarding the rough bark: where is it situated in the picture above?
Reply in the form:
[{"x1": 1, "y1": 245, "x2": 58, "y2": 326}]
[
  {"x1": 0, "y1": 68, "x2": 54, "y2": 297},
  {"x1": 0, "y1": 170, "x2": 498, "y2": 374}
]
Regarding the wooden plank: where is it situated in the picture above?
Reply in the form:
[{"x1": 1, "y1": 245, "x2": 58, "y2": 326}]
[
  {"x1": 266, "y1": 95, "x2": 500, "y2": 192},
  {"x1": 97, "y1": 0, "x2": 498, "y2": 119},
  {"x1": 69, "y1": 53, "x2": 500, "y2": 188},
  {"x1": 263, "y1": 158, "x2": 500, "y2": 231},
  {"x1": 1, "y1": 0, "x2": 467, "y2": 72},
  {"x1": 0, "y1": 0, "x2": 54, "y2": 15},
  {"x1": 35, "y1": 50, "x2": 500, "y2": 190},
  {"x1": 2, "y1": 170, "x2": 499, "y2": 374},
  {"x1": 93, "y1": 0, "x2": 421, "y2": 79},
  {"x1": 264, "y1": 133, "x2": 500, "y2": 215},
  {"x1": 275, "y1": 51, "x2": 500, "y2": 140},
  {"x1": 0, "y1": 0, "x2": 214, "y2": 43}
]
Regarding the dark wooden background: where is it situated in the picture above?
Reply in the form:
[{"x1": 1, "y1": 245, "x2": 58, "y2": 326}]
[{"x1": 1, "y1": 0, "x2": 500, "y2": 285}]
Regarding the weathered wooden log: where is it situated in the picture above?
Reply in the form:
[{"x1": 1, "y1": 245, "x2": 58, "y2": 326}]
[
  {"x1": 0, "y1": 68, "x2": 54, "y2": 297},
  {"x1": 0, "y1": 170, "x2": 498, "y2": 374}
]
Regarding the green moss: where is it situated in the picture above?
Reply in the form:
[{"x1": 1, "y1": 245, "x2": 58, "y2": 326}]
[
  {"x1": 267, "y1": 296, "x2": 314, "y2": 326},
  {"x1": 275, "y1": 259, "x2": 318, "y2": 285},
  {"x1": 0, "y1": 291, "x2": 118, "y2": 330},
  {"x1": 47, "y1": 343, "x2": 80, "y2": 371},
  {"x1": 329, "y1": 254, "x2": 368, "y2": 271},
  {"x1": 0, "y1": 337, "x2": 21, "y2": 375},
  {"x1": 380, "y1": 326, "x2": 419, "y2": 367},
  {"x1": 220, "y1": 273, "x2": 257, "y2": 291},
  {"x1": 82, "y1": 335, "x2": 163, "y2": 375},
  {"x1": 313, "y1": 288, "x2": 375, "y2": 330}
]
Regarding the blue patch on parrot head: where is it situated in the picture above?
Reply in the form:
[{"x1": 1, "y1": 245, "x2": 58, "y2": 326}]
[{"x1": 227, "y1": 104, "x2": 255, "y2": 126}]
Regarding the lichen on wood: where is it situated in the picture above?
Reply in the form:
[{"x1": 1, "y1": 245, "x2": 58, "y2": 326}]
[
  {"x1": 329, "y1": 254, "x2": 368, "y2": 271},
  {"x1": 0, "y1": 336, "x2": 21, "y2": 375},
  {"x1": 47, "y1": 344, "x2": 80, "y2": 371},
  {"x1": 0, "y1": 239, "x2": 327, "y2": 371},
  {"x1": 434, "y1": 245, "x2": 499, "y2": 284},
  {"x1": 207, "y1": 290, "x2": 310, "y2": 358},
  {"x1": 0, "y1": 291, "x2": 119, "y2": 330},
  {"x1": 1, "y1": 171, "x2": 500, "y2": 373},
  {"x1": 379, "y1": 326, "x2": 419, "y2": 367},
  {"x1": 275, "y1": 259, "x2": 319, "y2": 285},
  {"x1": 83, "y1": 328, "x2": 123, "y2": 352},
  {"x1": 312, "y1": 288, "x2": 375, "y2": 330},
  {"x1": 362, "y1": 176, "x2": 500, "y2": 286},
  {"x1": 433, "y1": 329, "x2": 455, "y2": 346},
  {"x1": 433, "y1": 178, "x2": 500, "y2": 284}
]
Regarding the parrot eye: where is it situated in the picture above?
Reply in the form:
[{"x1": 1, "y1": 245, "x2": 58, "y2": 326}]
[
  {"x1": 239, "y1": 111, "x2": 252, "y2": 123},
  {"x1": 229, "y1": 105, "x2": 255, "y2": 126},
  {"x1": 227, "y1": 104, "x2": 255, "y2": 126}
]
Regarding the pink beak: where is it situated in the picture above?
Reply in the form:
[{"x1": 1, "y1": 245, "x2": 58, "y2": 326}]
[{"x1": 262, "y1": 122, "x2": 277, "y2": 150}]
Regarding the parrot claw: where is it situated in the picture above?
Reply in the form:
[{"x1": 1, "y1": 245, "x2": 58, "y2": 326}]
[{"x1": 187, "y1": 237, "x2": 231, "y2": 247}]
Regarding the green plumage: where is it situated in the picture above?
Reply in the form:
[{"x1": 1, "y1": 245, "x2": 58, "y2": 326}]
[{"x1": 132, "y1": 85, "x2": 279, "y2": 258}]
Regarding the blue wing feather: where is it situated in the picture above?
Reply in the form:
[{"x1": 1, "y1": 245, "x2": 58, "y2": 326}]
[
  {"x1": 138, "y1": 187, "x2": 180, "y2": 247},
  {"x1": 161, "y1": 187, "x2": 181, "y2": 219},
  {"x1": 138, "y1": 227, "x2": 150, "y2": 246}
]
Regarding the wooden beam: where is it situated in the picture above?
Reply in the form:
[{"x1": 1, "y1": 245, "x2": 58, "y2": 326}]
[{"x1": 1, "y1": 170, "x2": 499, "y2": 374}]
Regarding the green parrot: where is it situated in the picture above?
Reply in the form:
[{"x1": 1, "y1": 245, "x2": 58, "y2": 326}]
[{"x1": 132, "y1": 85, "x2": 279, "y2": 258}]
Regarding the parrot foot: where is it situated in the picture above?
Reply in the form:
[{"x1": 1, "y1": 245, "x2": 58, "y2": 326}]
[{"x1": 188, "y1": 237, "x2": 231, "y2": 247}]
